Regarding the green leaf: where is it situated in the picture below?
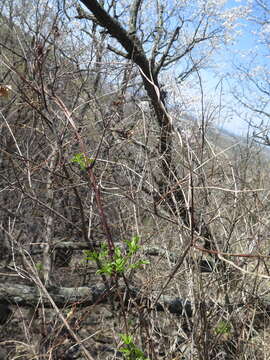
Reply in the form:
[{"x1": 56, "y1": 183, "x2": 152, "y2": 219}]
[
  {"x1": 35, "y1": 262, "x2": 43, "y2": 271},
  {"x1": 120, "y1": 334, "x2": 133, "y2": 345},
  {"x1": 119, "y1": 334, "x2": 149, "y2": 360},
  {"x1": 83, "y1": 249, "x2": 100, "y2": 261},
  {"x1": 126, "y1": 236, "x2": 141, "y2": 256},
  {"x1": 114, "y1": 246, "x2": 122, "y2": 258},
  {"x1": 71, "y1": 153, "x2": 94, "y2": 170},
  {"x1": 215, "y1": 320, "x2": 232, "y2": 335},
  {"x1": 114, "y1": 257, "x2": 126, "y2": 272}
]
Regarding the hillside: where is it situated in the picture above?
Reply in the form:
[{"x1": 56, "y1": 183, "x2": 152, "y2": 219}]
[{"x1": 1, "y1": 3, "x2": 270, "y2": 360}]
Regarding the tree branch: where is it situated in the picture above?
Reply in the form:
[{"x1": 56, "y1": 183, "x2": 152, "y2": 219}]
[
  {"x1": 155, "y1": 26, "x2": 180, "y2": 75},
  {"x1": 129, "y1": 0, "x2": 143, "y2": 34},
  {"x1": 79, "y1": 0, "x2": 146, "y2": 65}
]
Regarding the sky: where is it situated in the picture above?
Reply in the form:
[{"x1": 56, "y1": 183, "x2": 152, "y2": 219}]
[{"x1": 205, "y1": 0, "x2": 270, "y2": 136}]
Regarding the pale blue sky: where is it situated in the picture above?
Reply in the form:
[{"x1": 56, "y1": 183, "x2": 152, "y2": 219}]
[{"x1": 209, "y1": 0, "x2": 269, "y2": 136}]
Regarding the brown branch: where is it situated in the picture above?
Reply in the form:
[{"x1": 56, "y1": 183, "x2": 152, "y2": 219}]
[
  {"x1": 79, "y1": 0, "x2": 146, "y2": 64},
  {"x1": 107, "y1": 44, "x2": 129, "y2": 58},
  {"x1": 154, "y1": 26, "x2": 180, "y2": 74},
  {"x1": 129, "y1": 0, "x2": 143, "y2": 34}
]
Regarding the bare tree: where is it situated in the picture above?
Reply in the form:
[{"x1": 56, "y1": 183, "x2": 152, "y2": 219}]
[{"x1": 76, "y1": 0, "x2": 248, "y2": 252}]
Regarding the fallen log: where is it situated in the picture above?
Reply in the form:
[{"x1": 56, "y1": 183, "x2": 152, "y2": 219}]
[{"x1": 0, "y1": 281, "x2": 192, "y2": 317}]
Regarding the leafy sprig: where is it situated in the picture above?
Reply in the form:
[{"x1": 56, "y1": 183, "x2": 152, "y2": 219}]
[
  {"x1": 71, "y1": 153, "x2": 94, "y2": 170},
  {"x1": 119, "y1": 334, "x2": 149, "y2": 360},
  {"x1": 83, "y1": 236, "x2": 149, "y2": 276}
]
